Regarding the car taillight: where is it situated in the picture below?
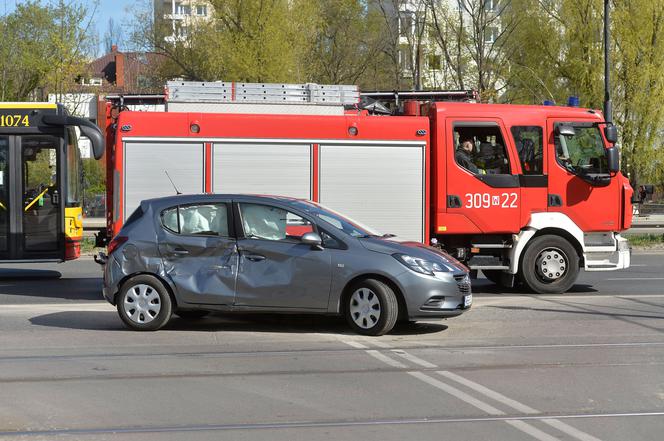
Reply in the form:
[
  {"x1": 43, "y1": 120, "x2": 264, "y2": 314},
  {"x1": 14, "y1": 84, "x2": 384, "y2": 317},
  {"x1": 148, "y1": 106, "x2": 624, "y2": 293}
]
[{"x1": 107, "y1": 236, "x2": 128, "y2": 255}]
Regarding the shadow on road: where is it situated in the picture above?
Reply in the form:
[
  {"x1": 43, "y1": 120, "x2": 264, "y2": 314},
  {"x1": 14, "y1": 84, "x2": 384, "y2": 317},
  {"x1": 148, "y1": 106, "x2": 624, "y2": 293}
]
[
  {"x1": 29, "y1": 311, "x2": 448, "y2": 335},
  {"x1": 0, "y1": 269, "x2": 62, "y2": 279},
  {"x1": 0, "y1": 278, "x2": 101, "y2": 301},
  {"x1": 472, "y1": 280, "x2": 598, "y2": 295}
]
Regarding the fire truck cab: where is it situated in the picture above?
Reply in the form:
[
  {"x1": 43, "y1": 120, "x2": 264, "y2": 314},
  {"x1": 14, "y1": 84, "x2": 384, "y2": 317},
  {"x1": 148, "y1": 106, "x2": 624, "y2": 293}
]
[{"x1": 429, "y1": 102, "x2": 631, "y2": 293}]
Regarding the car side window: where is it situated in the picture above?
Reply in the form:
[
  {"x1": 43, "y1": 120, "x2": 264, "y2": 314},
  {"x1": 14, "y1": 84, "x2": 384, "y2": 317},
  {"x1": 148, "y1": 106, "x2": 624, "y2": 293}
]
[
  {"x1": 511, "y1": 126, "x2": 543, "y2": 175},
  {"x1": 453, "y1": 124, "x2": 511, "y2": 175},
  {"x1": 239, "y1": 203, "x2": 313, "y2": 242},
  {"x1": 161, "y1": 203, "x2": 230, "y2": 236}
]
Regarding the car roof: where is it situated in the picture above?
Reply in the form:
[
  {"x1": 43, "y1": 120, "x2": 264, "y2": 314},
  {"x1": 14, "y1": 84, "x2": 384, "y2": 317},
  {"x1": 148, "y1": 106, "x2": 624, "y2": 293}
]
[{"x1": 140, "y1": 193, "x2": 313, "y2": 210}]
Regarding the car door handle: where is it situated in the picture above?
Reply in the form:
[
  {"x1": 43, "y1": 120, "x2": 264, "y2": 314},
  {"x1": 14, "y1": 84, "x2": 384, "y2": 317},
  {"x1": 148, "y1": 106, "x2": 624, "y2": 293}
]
[
  {"x1": 171, "y1": 248, "x2": 189, "y2": 255},
  {"x1": 244, "y1": 254, "x2": 265, "y2": 262}
]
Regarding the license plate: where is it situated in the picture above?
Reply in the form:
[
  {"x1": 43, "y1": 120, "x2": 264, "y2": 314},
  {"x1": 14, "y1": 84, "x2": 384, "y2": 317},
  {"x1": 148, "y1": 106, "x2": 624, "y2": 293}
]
[{"x1": 463, "y1": 294, "x2": 472, "y2": 308}]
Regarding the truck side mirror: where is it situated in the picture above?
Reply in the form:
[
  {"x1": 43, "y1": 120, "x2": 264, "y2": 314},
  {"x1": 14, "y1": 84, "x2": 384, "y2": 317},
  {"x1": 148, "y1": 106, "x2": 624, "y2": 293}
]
[
  {"x1": 556, "y1": 125, "x2": 576, "y2": 137},
  {"x1": 606, "y1": 146, "x2": 620, "y2": 173},
  {"x1": 604, "y1": 124, "x2": 618, "y2": 144}
]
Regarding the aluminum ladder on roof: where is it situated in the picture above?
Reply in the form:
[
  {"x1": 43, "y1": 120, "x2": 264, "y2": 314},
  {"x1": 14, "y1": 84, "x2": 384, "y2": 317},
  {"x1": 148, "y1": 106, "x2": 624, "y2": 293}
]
[{"x1": 165, "y1": 81, "x2": 360, "y2": 115}]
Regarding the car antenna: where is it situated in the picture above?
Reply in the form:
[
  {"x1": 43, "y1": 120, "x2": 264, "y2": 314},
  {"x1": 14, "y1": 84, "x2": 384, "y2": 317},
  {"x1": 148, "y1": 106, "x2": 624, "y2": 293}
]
[{"x1": 164, "y1": 171, "x2": 182, "y2": 195}]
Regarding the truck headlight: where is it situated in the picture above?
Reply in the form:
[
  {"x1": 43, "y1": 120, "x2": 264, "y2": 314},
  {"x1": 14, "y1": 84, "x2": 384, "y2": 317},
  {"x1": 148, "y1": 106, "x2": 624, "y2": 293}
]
[{"x1": 393, "y1": 253, "x2": 449, "y2": 275}]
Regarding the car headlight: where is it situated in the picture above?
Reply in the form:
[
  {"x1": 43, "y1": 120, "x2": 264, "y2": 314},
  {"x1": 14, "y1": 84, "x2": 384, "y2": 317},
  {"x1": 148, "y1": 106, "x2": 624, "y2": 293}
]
[{"x1": 393, "y1": 253, "x2": 450, "y2": 275}]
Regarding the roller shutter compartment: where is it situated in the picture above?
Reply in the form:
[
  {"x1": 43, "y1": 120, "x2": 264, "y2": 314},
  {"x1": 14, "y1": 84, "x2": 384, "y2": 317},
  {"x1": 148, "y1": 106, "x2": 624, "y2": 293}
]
[
  {"x1": 319, "y1": 144, "x2": 425, "y2": 242},
  {"x1": 124, "y1": 142, "x2": 204, "y2": 220},
  {"x1": 213, "y1": 143, "x2": 311, "y2": 199}
]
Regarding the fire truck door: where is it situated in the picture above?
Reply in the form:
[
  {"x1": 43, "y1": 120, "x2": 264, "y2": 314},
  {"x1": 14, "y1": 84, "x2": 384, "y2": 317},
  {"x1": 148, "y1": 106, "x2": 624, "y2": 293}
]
[
  {"x1": 445, "y1": 120, "x2": 521, "y2": 234},
  {"x1": 546, "y1": 119, "x2": 619, "y2": 231}
]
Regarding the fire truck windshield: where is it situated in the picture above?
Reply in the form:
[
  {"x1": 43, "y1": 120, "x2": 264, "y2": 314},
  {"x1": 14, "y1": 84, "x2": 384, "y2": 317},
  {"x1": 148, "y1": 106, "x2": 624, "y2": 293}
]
[{"x1": 555, "y1": 124, "x2": 609, "y2": 177}]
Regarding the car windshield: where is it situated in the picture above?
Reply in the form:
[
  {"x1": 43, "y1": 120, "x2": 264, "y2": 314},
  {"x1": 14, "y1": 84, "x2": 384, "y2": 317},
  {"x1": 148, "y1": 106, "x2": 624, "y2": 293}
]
[{"x1": 289, "y1": 200, "x2": 384, "y2": 238}]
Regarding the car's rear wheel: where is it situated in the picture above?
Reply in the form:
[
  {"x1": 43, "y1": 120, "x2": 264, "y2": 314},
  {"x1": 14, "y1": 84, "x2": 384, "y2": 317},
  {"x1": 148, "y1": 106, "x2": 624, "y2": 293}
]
[
  {"x1": 175, "y1": 310, "x2": 210, "y2": 320},
  {"x1": 117, "y1": 275, "x2": 173, "y2": 331},
  {"x1": 344, "y1": 279, "x2": 398, "y2": 336}
]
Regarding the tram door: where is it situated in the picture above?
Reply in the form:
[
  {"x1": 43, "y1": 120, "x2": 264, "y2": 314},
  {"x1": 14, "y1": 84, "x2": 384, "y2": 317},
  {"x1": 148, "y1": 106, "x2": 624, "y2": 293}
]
[{"x1": 0, "y1": 135, "x2": 63, "y2": 260}]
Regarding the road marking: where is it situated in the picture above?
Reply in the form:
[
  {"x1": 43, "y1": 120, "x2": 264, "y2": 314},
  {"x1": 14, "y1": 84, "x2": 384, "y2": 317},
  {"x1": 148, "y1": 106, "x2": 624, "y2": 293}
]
[
  {"x1": 409, "y1": 371, "x2": 559, "y2": 441},
  {"x1": 605, "y1": 278, "x2": 664, "y2": 281},
  {"x1": 391, "y1": 349, "x2": 438, "y2": 368},
  {"x1": 438, "y1": 371, "x2": 603, "y2": 441},
  {"x1": 438, "y1": 371, "x2": 538, "y2": 414},
  {"x1": 341, "y1": 340, "x2": 368, "y2": 349},
  {"x1": 542, "y1": 418, "x2": 604, "y2": 441},
  {"x1": 365, "y1": 350, "x2": 408, "y2": 368},
  {"x1": 367, "y1": 340, "x2": 392, "y2": 349},
  {"x1": 0, "y1": 303, "x2": 109, "y2": 311},
  {"x1": 340, "y1": 340, "x2": 606, "y2": 441},
  {"x1": 506, "y1": 420, "x2": 561, "y2": 441},
  {"x1": 409, "y1": 371, "x2": 508, "y2": 414}
]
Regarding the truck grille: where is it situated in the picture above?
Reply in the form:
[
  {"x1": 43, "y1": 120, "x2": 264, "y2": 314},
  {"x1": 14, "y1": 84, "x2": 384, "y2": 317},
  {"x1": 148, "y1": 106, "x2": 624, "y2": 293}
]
[{"x1": 454, "y1": 274, "x2": 471, "y2": 294}]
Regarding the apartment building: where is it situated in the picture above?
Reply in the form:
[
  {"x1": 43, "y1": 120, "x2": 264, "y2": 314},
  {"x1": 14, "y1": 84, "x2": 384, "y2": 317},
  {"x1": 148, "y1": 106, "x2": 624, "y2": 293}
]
[
  {"x1": 393, "y1": 0, "x2": 503, "y2": 90},
  {"x1": 154, "y1": 0, "x2": 213, "y2": 42}
]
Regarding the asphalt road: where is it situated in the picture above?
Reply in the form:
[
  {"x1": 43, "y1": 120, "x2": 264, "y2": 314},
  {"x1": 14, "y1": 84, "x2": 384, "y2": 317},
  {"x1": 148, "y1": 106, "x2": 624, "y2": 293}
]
[{"x1": 0, "y1": 253, "x2": 662, "y2": 440}]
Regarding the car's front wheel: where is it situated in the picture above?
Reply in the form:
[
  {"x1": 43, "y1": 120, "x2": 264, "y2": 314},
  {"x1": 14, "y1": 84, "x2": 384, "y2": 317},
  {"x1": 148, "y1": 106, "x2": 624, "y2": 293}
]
[
  {"x1": 344, "y1": 279, "x2": 399, "y2": 336},
  {"x1": 117, "y1": 275, "x2": 173, "y2": 331}
]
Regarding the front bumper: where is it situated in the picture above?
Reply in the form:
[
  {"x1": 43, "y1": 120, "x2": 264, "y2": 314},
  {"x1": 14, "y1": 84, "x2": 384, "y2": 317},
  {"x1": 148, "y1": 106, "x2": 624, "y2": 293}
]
[
  {"x1": 394, "y1": 270, "x2": 472, "y2": 320},
  {"x1": 584, "y1": 234, "x2": 631, "y2": 271}
]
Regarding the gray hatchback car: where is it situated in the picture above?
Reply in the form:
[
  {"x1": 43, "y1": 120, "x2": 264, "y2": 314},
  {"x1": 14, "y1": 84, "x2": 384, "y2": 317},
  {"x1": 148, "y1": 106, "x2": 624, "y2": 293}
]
[{"x1": 101, "y1": 194, "x2": 471, "y2": 335}]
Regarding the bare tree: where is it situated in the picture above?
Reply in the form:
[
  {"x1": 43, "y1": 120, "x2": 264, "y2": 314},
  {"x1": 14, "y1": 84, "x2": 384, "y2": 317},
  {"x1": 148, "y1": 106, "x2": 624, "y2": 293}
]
[
  {"x1": 103, "y1": 17, "x2": 124, "y2": 53},
  {"x1": 428, "y1": 0, "x2": 518, "y2": 100}
]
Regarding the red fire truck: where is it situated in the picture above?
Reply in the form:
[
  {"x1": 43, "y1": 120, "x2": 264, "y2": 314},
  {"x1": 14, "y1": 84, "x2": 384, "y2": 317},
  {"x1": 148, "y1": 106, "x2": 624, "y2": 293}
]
[{"x1": 99, "y1": 82, "x2": 632, "y2": 294}]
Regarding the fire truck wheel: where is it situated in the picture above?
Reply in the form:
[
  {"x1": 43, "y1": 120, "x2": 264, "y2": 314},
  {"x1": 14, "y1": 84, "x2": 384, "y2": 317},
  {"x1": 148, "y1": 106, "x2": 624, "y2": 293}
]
[
  {"x1": 344, "y1": 278, "x2": 399, "y2": 336},
  {"x1": 175, "y1": 310, "x2": 210, "y2": 320},
  {"x1": 117, "y1": 275, "x2": 173, "y2": 331},
  {"x1": 519, "y1": 235, "x2": 580, "y2": 294}
]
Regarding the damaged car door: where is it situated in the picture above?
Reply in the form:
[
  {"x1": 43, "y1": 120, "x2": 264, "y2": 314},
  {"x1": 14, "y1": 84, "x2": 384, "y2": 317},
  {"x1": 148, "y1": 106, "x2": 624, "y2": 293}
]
[
  {"x1": 233, "y1": 201, "x2": 332, "y2": 310},
  {"x1": 157, "y1": 202, "x2": 237, "y2": 305}
]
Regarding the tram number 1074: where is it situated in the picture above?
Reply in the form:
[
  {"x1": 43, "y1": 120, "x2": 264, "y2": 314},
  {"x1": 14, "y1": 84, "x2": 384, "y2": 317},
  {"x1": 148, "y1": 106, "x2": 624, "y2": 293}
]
[{"x1": 465, "y1": 192, "x2": 518, "y2": 209}]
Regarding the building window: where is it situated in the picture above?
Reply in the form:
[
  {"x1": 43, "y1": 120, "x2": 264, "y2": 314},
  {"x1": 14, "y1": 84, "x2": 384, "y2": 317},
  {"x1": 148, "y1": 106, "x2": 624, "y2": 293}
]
[
  {"x1": 484, "y1": 0, "x2": 498, "y2": 12},
  {"x1": 428, "y1": 54, "x2": 441, "y2": 70},
  {"x1": 399, "y1": 12, "x2": 414, "y2": 37},
  {"x1": 196, "y1": 4, "x2": 207, "y2": 16},
  {"x1": 485, "y1": 26, "x2": 499, "y2": 44},
  {"x1": 175, "y1": 3, "x2": 191, "y2": 15}
]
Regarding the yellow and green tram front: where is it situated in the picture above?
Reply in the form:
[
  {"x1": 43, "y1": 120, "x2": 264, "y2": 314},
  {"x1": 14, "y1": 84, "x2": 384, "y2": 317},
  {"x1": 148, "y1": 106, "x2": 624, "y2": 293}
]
[{"x1": 0, "y1": 103, "x2": 104, "y2": 262}]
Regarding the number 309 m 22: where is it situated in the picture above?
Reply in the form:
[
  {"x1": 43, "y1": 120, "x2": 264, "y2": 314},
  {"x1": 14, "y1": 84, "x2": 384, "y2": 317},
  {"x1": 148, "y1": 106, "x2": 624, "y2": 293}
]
[{"x1": 465, "y1": 192, "x2": 518, "y2": 209}]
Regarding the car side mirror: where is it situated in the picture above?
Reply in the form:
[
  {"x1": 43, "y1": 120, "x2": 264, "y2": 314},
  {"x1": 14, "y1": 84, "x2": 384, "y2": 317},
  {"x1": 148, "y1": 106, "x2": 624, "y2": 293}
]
[
  {"x1": 604, "y1": 124, "x2": 618, "y2": 144},
  {"x1": 606, "y1": 146, "x2": 620, "y2": 173},
  {"x1": 301, "y1": 232, "x2": 323, "y2": 250}
]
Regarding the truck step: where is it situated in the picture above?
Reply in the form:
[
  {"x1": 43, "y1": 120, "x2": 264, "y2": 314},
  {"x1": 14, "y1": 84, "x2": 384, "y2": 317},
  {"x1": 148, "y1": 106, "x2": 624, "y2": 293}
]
[
  {"x1": 467, "y1": 255, "x2": 508, "y2": 269},
  {"x1": 470, "y1": 265, "x2": 510, "y2": 270},
  {"x1": 471, "y1": 243, "x2": 513, "y2": 249}
]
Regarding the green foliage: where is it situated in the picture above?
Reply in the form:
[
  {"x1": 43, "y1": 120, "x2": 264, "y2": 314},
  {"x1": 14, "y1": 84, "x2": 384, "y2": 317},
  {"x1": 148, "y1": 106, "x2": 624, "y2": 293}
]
[
  {"x1": 82, "y1": 158, "x2": 105, "y2": 195},
  {"x1": 623, "y1": 233, "x2": 664, "y2": 248},
  {"x1": 0, "y1": 0, "x2": 97, "y2": 101}
]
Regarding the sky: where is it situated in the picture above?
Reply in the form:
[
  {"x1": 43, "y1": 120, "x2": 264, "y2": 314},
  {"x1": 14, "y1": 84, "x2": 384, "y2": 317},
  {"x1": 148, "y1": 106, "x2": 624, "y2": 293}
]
[{"x1": 2, "y1": 0, "x2": 138, "y2": 52}]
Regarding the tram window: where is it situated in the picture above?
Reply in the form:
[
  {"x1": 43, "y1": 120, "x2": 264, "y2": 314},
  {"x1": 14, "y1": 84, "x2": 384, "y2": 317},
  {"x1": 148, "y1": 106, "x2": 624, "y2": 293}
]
[{"x1": 0, "y1": 137, "x2": 8, "y2": 252}]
